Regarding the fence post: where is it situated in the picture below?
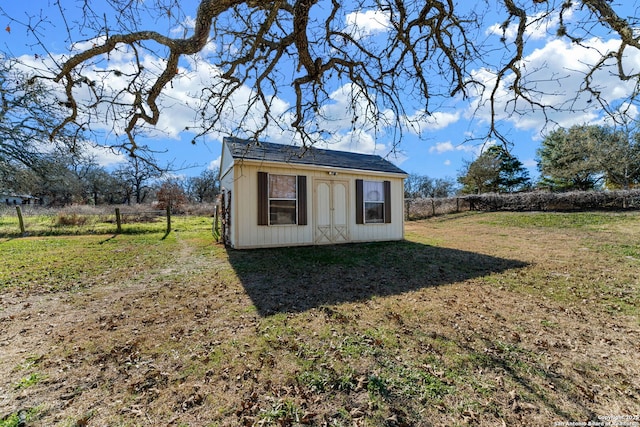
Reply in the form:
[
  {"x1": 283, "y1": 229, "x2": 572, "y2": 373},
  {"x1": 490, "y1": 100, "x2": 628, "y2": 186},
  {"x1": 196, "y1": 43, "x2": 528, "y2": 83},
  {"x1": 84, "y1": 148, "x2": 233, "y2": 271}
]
[
  {"x1": 166, "y1": 205, "x2": 172, "y2": 234},
  {"x1": 115, "y1": 208, "x2": 122, "y2": 233},
  {"x1": 16, "y1": 205, "x2": 26, "y2": 235}
]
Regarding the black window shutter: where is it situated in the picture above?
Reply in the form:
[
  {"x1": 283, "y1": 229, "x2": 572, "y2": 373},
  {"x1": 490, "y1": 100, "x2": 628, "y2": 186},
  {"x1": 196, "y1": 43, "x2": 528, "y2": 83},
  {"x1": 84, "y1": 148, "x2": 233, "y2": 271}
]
[
  {"x1": 257, "y1": 172, "x2": 268, "y2": 225},
  {"x1": 383, "y1": 180, "x2": 392, "y2": 223},
  {"x1": 355, "y1": 179, "x2": 364, "y2": 224},
  {"x1": 297, "y1": 175, "x2": 307, "y2": 225}
]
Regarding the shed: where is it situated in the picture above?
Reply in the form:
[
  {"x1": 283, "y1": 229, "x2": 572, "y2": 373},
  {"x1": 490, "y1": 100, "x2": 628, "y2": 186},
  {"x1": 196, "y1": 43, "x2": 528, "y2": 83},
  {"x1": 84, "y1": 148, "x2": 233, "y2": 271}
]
[
  {"x1": 1, "y1": 191, "x2": 39, "y2": 205},
  {"x1": 219, "y1": 137, "x2": 408, "y2": 249}
]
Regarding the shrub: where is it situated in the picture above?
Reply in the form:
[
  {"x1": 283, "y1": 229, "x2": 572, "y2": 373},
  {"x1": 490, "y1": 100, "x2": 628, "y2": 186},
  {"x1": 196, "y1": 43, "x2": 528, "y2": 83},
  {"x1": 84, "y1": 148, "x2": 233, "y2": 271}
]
[
  {"x1": 156, "y1": 181, "x2": 188, "y2": 213},
  {"x1": 56, "y1": 212, "x2": 88, "y2": 226},
  {"x1": 464, "y1": 189, "x2": 640, "y2": 212}
]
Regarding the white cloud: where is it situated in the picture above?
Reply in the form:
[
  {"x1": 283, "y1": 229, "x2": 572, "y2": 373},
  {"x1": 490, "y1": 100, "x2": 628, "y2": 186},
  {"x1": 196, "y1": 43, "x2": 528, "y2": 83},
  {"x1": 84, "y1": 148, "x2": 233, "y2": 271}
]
[
  {"x1": 600, "y1": 103, "x2": 640, "y2": 127},
  {"x1": 429, "y1": 141, "x2": 455, "y2": 154},
  {"x1": 208, "y1": 156, "x2": 221, "y2": 170},
  {"x1": 294, "y1": 83, "x2": 397, "y2": 155},
  {"x1": 468, "y1": 36, "x2": 640, "y2": 134},
  {"x1": 17, "y1": 49, "x2": 273, "y2": 143},
  {"x1": 345, "y1": 10, "x2": 391, "y2": 39},
  {"x1": 486, "y1": 15, "x2": 549, "y2": 42},
  {"x1": 429, "y1": 141, "x2": 479, "y2": 155},
  {"x1": 323, "y1": 130, "x2": 378, "y2": 153},
  {"x1": 404, "y1": 110, "x2": 460, "y2": 134},
  {"x1": 31, "y1": 136, "x2": 126, "y2": 168},
  {"x1": 69, "y1": 36, "x2": 107, "y2": 52},
  {"x1": 316, "y1": 83, "x2": 376, "y2": 132},
  {"x1": 86, "y1": 144, "x2": 126, "y2": 167},
  {"x1": 486, "y1": 5, "x2": 574, "y2": 42},
  {"x1": 17, "y1": 48, "x2": 402, "y2": 162},
  {"x1": 170, "y1": 16, "x2": 196, "y2": 37}
]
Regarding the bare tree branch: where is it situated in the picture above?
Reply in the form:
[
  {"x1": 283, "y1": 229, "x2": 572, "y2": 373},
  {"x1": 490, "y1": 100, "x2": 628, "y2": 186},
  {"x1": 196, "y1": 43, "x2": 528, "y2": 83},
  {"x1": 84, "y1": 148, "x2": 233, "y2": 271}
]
[{"x1": 1, "y1": 0, "x2": 639, "y2": 159}]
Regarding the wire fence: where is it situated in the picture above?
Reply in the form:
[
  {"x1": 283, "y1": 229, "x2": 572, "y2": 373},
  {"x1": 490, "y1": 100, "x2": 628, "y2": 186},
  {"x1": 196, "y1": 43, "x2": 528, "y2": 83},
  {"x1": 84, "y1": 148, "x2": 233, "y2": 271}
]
[
  {"x1": 405, "y1": 197, "x2": 471, "y2": 220},
  {"x1": 0, "y1": 205, "x2": 192, "y2": 237},
  {"x1": 4, "y1": 191, "x2": 638, "y2": 235}
]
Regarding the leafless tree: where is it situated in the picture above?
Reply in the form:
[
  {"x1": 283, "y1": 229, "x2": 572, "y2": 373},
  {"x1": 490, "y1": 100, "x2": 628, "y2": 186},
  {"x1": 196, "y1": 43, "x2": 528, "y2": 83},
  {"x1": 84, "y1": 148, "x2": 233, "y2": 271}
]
[
  {"x1": 187, "y1": 168, "x2": 220, "y2": 203},
  {"x1": 0, "y1": 56, "x2": 81, "y2": 167},
  {"x1": 113, "y1": 156, "x2": 164, "y2": 204},
  {"x1": 2, "y1": 0, "x2": 639, "y2": 156}
]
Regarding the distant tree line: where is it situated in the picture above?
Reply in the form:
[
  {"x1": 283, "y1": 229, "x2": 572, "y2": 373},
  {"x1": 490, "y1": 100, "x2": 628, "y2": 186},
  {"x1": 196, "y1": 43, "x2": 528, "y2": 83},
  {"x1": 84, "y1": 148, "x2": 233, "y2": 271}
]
[
  {"x1": 405, "y1": 144, "x2": 532, "y2": 198},
  {"x1": 404, "y1": 174, "x2": 457, "y2": 199},
  {"x1": 0, "y1": 152, "x2": 220, "y2": 207},
  {"x1": 1, "y1": 59, "x2": 220, "y2": 208}
]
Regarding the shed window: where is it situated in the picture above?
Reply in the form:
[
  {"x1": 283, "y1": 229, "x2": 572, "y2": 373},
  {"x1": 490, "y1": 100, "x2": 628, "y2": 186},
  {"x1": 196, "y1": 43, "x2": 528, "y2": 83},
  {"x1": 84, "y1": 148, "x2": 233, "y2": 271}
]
[
  {"x1": 364, "y1": 181, "x2": 384, "y2": 223},
  {"x1": 356, "y1": 179, "x2": 392, "y2": 224},
  {"x1": 258, "y1": 172, "x2": 307, "y2": 226},
  {"x1": 269, "y1": 174, "x2": 297, "y2": 225}
]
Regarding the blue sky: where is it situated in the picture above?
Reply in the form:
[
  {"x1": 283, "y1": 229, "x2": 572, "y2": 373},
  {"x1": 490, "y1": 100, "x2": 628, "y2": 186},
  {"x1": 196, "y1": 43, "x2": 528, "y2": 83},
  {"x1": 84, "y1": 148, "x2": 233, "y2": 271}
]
[{"x1": 1, "y1": 1, "x2": 638, "y2": 183}]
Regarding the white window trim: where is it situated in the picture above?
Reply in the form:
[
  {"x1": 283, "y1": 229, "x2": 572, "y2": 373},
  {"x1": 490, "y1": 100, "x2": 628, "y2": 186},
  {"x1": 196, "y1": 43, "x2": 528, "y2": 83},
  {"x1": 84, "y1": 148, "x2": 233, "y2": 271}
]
[
  {"x1": 269, "y1": 174, "x2": 298, "y2": 226},
  {"x1": 363, "y1": 180, "x2": 385, "y2": 224}
]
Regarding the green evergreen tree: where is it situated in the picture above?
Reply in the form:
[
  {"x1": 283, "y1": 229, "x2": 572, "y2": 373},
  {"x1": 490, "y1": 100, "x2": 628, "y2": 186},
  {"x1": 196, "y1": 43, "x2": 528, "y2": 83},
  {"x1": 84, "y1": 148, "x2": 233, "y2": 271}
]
[
  {"x1": 458, "y1": 145, "x2": 530, "y2": 194},
  {"x1": 537, "y1": 126, "x2": 599, "y2": 191},
  {"x1": 593, "y1": 125, "x2": 640, "y2": 190}
]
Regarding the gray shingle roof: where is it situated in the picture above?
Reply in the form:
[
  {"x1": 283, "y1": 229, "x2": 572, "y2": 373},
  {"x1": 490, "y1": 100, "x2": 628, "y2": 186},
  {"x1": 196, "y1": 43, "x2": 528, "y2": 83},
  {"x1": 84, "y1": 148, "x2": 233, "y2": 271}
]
[{"x1": 225, "y1": 137, "x2": 406, "y2": 175}]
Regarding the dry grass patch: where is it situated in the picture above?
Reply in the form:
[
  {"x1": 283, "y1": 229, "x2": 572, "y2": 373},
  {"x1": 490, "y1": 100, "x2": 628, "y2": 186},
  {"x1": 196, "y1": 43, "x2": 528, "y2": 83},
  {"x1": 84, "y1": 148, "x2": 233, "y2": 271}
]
[{"x1": 0, "y1": 212, "x2": 638, "y2": 426}]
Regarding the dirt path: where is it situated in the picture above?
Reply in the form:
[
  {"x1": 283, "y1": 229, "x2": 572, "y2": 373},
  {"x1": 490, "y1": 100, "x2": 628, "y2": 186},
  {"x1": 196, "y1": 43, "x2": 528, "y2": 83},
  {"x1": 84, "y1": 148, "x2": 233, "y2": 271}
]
[{"x1": 0, "y1": 234, "x2": 228, "y2": 421}]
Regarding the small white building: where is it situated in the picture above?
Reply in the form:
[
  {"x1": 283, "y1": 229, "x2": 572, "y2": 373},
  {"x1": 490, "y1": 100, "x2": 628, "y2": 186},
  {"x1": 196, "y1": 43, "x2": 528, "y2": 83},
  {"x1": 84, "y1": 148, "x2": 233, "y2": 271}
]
[
  {"x1": 219, "y1": 137, "x2": 408, "y2": 249},
  {"x1": 1, "y1": 191, "x2": 39, "y2": 206}
]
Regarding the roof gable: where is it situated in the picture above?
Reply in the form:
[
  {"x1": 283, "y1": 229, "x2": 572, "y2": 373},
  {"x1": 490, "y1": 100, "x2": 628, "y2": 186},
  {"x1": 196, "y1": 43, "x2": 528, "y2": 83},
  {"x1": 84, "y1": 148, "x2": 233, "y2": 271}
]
[{"x1": 224, "y1": 137, "x2": 406, "y2": 175}]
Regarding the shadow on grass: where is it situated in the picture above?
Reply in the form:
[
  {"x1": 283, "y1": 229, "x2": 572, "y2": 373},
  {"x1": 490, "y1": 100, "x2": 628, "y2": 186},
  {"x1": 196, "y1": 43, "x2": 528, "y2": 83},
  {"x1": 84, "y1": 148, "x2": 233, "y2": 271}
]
[
  {"x1": 98, "y1": 234, "x2": 119, "y2": 244},
  {"x1": 227, "y1": 240, "x2": 528, "y2": 316}
]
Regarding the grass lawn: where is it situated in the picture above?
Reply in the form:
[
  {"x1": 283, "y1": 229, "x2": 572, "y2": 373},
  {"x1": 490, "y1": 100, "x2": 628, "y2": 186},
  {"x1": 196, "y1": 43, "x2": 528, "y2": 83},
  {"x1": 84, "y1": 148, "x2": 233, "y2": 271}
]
[{"x1": 0, "y1": 212, "x2": 638, "y2": 426}]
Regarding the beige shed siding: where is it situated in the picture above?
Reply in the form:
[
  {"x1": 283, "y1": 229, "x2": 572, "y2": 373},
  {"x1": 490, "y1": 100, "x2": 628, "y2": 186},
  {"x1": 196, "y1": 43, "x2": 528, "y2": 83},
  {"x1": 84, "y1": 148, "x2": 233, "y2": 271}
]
[
  {"x1": 225, "y1": 160, "x2": 404, "y2": 249},
  {"x1": 232, "y1": 163, "x2": 313, "y2": 249}
]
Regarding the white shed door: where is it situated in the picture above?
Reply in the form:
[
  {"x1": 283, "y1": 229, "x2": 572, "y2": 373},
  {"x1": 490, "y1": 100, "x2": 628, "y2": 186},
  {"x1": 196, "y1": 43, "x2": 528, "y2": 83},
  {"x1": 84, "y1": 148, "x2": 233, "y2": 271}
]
[{"x1": 314, "y1": 179, "x2": 349, "y2": 244}]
